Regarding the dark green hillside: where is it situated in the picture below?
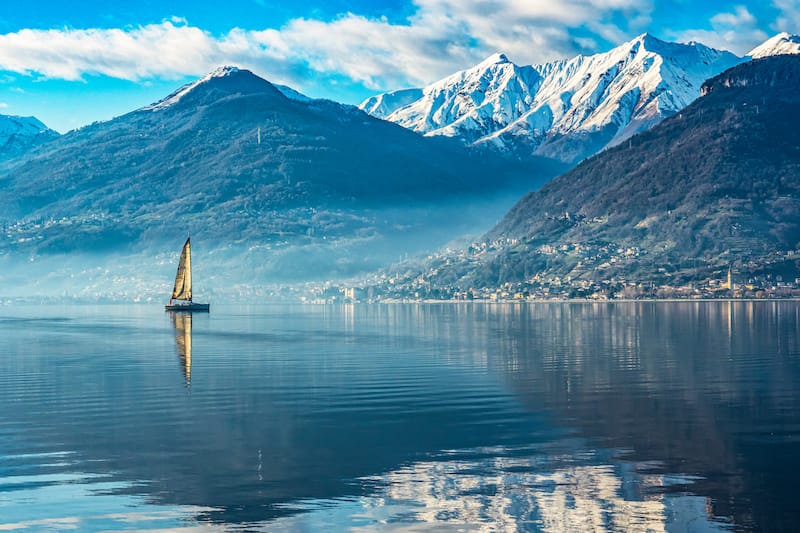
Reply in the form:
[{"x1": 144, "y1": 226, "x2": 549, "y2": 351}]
[{"x1": 2, "y1": 69, "x2": 556, "y2": 218}]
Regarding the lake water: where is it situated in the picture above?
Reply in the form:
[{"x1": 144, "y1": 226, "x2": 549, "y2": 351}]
[{"x1": 1, "y1": 302, "x2": 799, "y2": 532}]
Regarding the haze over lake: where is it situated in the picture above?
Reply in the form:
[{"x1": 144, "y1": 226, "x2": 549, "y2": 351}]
[{"x1": 1, "y1": 301, "x2": 798, "y2": 531}]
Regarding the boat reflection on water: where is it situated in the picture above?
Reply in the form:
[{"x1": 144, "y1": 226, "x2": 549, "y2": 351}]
[{"x1": 170, "y1": 311, "x2": 192, "y2": 387}]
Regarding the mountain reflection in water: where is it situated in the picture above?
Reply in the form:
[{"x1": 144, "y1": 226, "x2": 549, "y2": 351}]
[{"x1": 0, "y1": 302, "x2": 797, "y2": 531}]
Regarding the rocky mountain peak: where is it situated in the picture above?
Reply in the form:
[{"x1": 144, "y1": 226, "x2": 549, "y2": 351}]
[{"x1": 144, "y1": 66, "x2": 285, "y2": 111}]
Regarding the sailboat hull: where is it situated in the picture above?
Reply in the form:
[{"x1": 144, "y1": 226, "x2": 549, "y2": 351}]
[{"x1": 165, "y1": 302, "x2": 210, "y2": 312}]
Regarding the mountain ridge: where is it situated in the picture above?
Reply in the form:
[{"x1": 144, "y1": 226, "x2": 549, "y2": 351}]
[
  {"x1": 142, "y1": 65, "x2": 288, "y2": 111},
  {"x1": 360, "y1": 33, "x2": 798, "y2": 164},
  {"x1": 0, "y1": 114, "x2": 60, "y2": 160}
]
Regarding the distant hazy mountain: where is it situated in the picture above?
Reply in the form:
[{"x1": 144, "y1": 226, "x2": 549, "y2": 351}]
[
  {"x1": 414, "y1": 55, "x2": 800, "y2": 289},
  {"x1": 360, "y1": 33, "x2": 800, "y2": 164},
  {"x1": 273, "y1": 83, "x2": 313, "y2": 102},
  {"x1": 0, "y1": 114, "x2": 59, "y2": 160},
  {"x1": 359, "y1": 88, "x2": 424, "y2": 119},
  {"x1": 0, "y1": 66, "x2": 563, "y2": 297}
]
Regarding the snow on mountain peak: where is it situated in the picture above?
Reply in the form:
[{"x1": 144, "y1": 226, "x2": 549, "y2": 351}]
[
  {"x1": 631, "y1": 32, "x2": 658, "y2": 47},
  {"x1": 748, "y1": 32, "x2": 800, "y2": 58},
  {"x1": 362, "y1": 34, "x2": 742, "y2": 163},
  {"x1": 370, "y1": 50, "x2": 543, "y2": 143},
  {"x1": 359, "y1": 88, "x2": 424, "y2": 119},
  {"x1": 208, "y1": 65, "x2": 240, "y2": 78},
  {"x1": 273, "y1": 83, "x2": 313, "y2": 102},
  {"x1": 479, "y1": 53, "x2": 511, "y2": 66},
  {"x1": 143, "y1": 66, "x2": 283, "y2": 111},
  {"x1": 360, "y1": 32, "x2": 800, "y2": 164}
]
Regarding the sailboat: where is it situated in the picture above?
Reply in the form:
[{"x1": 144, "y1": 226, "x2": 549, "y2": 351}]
[{"x1": 165, "y1": 237, "x2": 210, "y2": 312}]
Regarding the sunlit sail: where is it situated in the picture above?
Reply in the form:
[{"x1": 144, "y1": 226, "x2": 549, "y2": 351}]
[
  {"x1": 172, "y1": 238, "x2": 192, "y2": 301},
  {"x1": 165, "y1": 237, "x2": 210, "y2": 312}
]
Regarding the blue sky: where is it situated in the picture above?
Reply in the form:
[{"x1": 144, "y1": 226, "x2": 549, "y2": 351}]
[{"x1": 0, "y1": 0, "x2": 796, "y2": 132}]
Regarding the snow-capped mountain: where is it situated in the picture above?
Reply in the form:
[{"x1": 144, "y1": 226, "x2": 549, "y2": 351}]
[
  {"x1": 371, "y1": 53, "x2": 544, "y2": 146},
  {"x1": 273, "y1": 83, "x2": 313, "y2": 102},
  {"x1": 359, "y1": 88, "x2": 424, "y2": 119},
  {"x1": 459, "y1": 55, "x2": 800, "y2": 288},
  {"x1": 141, "y1": 65, "x2": 315, "y2": 108},
  {"x1": 748, "y1": 32, "x2": 800, "y2": 58},
  {"x1": 143, "y1": 65, "x2": 288, "y2": 111},
  {"x1": 0, "y1": 114, "x2": 59, "y2": 160},
  {"x1": 360, "y1": 33, "x2": 799, "y2": 164}
]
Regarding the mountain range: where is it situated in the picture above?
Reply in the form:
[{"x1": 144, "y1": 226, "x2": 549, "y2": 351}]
[
  {"x1": 400, "y1": 55, "x2": 800, "y2": 293},
  {"x1": 1, "y1": 32, "x2": 800, "y2": 300},
  {"x1": 0, "y1": 66, "x2": 562, "y2": 298},
  {"x1": 360, "y1": 32, "x2": 800, "y2": 164}
]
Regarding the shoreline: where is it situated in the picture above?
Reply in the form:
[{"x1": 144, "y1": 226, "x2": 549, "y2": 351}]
[
  {"x1": 372, "y1": 297, "x2": 800, "y2": 304},
  {"x1": 4, "y1": 297, "x2": 800, "y2": 306}
]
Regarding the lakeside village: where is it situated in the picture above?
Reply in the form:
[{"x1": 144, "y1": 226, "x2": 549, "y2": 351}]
[{"x1": 301, "y1": 238, "x2": 800, "y2": 303}]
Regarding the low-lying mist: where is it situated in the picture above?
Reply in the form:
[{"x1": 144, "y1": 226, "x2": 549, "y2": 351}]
[{"x1": 0, "y1": 192, "x2": 523, "y2": 302}]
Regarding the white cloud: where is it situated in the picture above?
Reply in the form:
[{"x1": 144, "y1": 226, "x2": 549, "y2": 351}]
[
  {"x1": 712, "y1": 5, "x2": 757, "y2": 27},
  {"x1": 3, "y1": 0, "x2": 798, "y2": 103},
  {"x1": 0, "y1": 2, "x2": 654, "y2": 94},
  {"x1": 671, "y1": 5, "x2": 768, "y2": 55},
  {"x1": 0, "y1": 21, "x2": 219, "y2": 81},
  {"x1": 0, "y1": 102, "x2": 8, "y2": 108},
  {"x1": 773, "y1": 0, "x2": 800, "y2": 32}
]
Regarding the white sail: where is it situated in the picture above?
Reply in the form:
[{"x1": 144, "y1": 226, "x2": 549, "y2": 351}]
[
  {"x1": 165, "y1": 237, "x2": 208, "y2": 312},
  {"x1": 171, "y1": 237, "x2": 192, "y2": 301}
]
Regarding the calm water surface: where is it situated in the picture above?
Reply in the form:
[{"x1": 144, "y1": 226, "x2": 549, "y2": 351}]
[{"x1": 1, "y1": 302, "x2": 799, "y2": 531}]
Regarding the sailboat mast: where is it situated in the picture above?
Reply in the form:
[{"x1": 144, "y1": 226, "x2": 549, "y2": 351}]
[{"x1": 187, "y1": 238, "x2": 192, "y2": 302}]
